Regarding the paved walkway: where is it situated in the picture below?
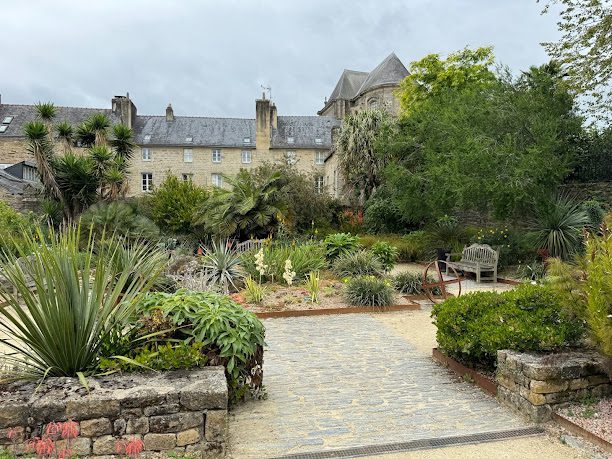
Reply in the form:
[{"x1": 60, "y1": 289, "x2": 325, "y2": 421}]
[{"x1": 228, "y1": 313, "x2": 531, "y2": 458}]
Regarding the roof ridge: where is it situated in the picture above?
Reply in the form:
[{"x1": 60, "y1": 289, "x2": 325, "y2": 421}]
[
  {"x1": 0, "y1": 103, "x2": 111, "y2": 111},
  {"x1": 138, "y1": 114, "x2": 255, "y2": 121}
]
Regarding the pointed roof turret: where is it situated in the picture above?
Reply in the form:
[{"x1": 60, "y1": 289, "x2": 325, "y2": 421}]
[
  {"x1": 355, "y1": 52, "x2": 409, "y2": 97},
  {"x1": 328, "y1": 69, "x2": 369, "y2": 102}
]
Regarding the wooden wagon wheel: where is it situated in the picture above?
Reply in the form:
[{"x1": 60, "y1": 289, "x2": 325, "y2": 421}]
[{"x1": 422, "y1": 260, "x2": 463, "y2": 303}]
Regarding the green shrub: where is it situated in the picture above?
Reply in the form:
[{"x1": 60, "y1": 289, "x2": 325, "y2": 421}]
[
  {"x1": 241, "y1": 242, "x2": 325, "y2": 283},
  {"x1": 359, "y1": 233, "x2": 432, "y2": 262},
  {"x1": 0, "y1": 201, "x2": 34, "y2": 258},
  {"x1": 471, "y1": 225, "x2": 534, "y2": 268},
  {"x1": 133, "y1": 289, "x2": 265, "y2": 402},
  {"x1": 581, "y1": 200, "x2": 606, "y2": 230},
  {"x1": 244, "y1": 276, "x2": 266, "y2": 303},
  {"x1": 323, "y1": 233, "x2": 361, "y2": 260},
  {"x1": 371, "y1": 241, "x2": 398, "y2": 271},
  {"x1": 363, "y1": 198, "x2": 405, "y2": 233},
  {"x1": 344, "y1": 276, "x2": 395, "y2": 308},
  {"x1": 332, "y1": 250, "x2": 383, "y2": 277},
  {"x1": 432, "y1": 284, "x2": 585, "y2": 370},
  {"x1": 80, "y1": 201, "x2": 160, "y2": 242},
  {"x1": 393, "y1": 271, "x2": 441, "y2": 295},
  {"x1": 100, "y1": 342, "x2": 206, "y2": 372}
]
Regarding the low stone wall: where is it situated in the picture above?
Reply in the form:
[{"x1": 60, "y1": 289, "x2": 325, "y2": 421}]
[
  {"x1": 496, "y1": 350, "x2": 611, "y2": 422},
  {"x1": 0, "y1": 368, "x2": 228, "y2": 458}
]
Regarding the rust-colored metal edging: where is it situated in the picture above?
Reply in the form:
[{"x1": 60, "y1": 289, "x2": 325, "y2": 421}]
[
  {"x1": 432, "y1": 348, "x2": 498, "y2": 396},
  {"x1": 255, "y1": 302, "x2": 421, "y2": 319},
  {"x1": 552, "y1": 412, "x2": 612, "y2": 454}
]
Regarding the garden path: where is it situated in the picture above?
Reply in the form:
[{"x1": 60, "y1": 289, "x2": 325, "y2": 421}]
[{"x1": 228, "y1": 311, "x2": 535, "y2": 458}]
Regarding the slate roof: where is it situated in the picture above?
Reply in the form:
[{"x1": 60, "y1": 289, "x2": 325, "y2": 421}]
[
  {"x1": 0, "y1": 104, "x2": 121, "y2": 138},
  {"x1": 322, "y1": 52, "x2": 409, "y2": 107},
  {"x1": 272, "y1": 116, "x2": 340, "y2": 148},
  {"x1": 0, "y1": 169, "x2": 27, "y2": 194}
]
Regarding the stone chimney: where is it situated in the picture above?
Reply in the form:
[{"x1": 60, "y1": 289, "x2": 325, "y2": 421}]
[
  {"x1": 166, "y1": 103, "x2": 174, "y2": 122},
  {"x1": 255, "y1": 92, "x2": 271, "y2": 151},
  {"x1": 270, "y1": 103, "x2": 278, "y2": 130},
  {"x1": 111, "y1": 93, "x2": 137, "y2": 128}
]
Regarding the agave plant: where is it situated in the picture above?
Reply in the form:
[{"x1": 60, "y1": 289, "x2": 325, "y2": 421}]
[
  {"x1": 201, "y1": 240, "x2": 245, "y2": 293},
  {"x1": 0, "y1": 225, "x2": 167, "y2": 380},
  {"x1": 531, "y1": 195, "x2": 590, "y2": 260}
]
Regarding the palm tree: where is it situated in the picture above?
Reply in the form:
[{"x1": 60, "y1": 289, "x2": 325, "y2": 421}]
[
  {"x1": 56, "y1": 121, "x2": 74, "y2": 154},
  {"x1": 76, "y1": 122, "x2": 96, "y2": 148},
  {"x1": 36, "y1": 102, "x2": 56, "y2": 123},
  {"x1": 103, "y1": 164, "x2": 127, "y2": 201},
  {"x1": 24, "y1": 121, "x2": 65, "y2": 209},
  {"x1": 334, "y1": 109, "x2": 390, "y2": 206},
  {"x1": 88, "y1": 113, "x2": 110, "y2": 146},
  {"x1": 194, "y1": 170, "x2": 287, "y2": 239},
  {"x1": 110, "y1": 124, "x2": 136, "y2": 161},
  {"x1": 53, "y1": 153, "x2": 98, "y2": 219}
]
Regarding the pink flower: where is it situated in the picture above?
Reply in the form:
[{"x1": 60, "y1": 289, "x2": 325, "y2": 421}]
[
  {"x1": 125, "y1": 438, "x2": 145, "y2": 457},
  {"x1": 60, "y1": 421, "x2": 79, "y2": 440},
  {"x1": 115, "y1": 439, "x2": 127, "y2": 455},
  {"x1": 6, "y1": 427, "x2": 20, "y2": 441},
  {"x1": 29, "y1": 436, "x2": 55, "y2": 457},
  {"x1": 45, "y1": 422, "x2": 61, "y2": 438}
]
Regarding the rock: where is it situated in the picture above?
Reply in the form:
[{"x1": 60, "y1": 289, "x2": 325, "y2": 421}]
[
  {"x1": 176, "y1": 428, "x2": 201, "y2": 447},
  {"x1": 0, "y1": 404, "x2": 27, "y2": 429},
  {"x1": 113, "y1": 418, "x2": 127, "y2": 436},
  {"x1": 66, "y1": 399, "x2": 120, "y2": 420},
  {"x1": 80, "y1": 418, "x2": 112, "y2": 437},
  {"x1": 204, "y1": 411, "x2": 227, "y2": 443},
  {"x1": 149, "y1": 412, "x2": 202, "y2": 433},
  {"x1": 126, "y1": 417, "x2": 149, "y2": 435},
  {"x1": 144, "y1": 433, "x2": 177, "y2": 451},
  {"x1": 529, "y1": 379, "x2": 568, "y2": 394},
  {"x1": 55, "y1": 437, "x2": 91, "y2": 456},
  {"x1": 92, "y1": 435, "x2": 118, "y2": 455},
  {"x1": 143, "y1": 404, "x2": 180, "y2": 416}
]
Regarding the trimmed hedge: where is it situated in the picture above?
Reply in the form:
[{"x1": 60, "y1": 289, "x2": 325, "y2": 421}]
[{"x1": 432, "y1": 284, "x2": 585, "y2": 370}]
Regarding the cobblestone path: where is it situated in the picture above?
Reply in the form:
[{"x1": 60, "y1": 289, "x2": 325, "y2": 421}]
[{"x1": 228, "y1": 313, "x2": 530, "y2": 458}]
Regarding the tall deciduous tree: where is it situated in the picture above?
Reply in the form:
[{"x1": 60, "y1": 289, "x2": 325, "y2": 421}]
[{"x1": 540, "y1": 0, "x2": 612, "y2": 122}]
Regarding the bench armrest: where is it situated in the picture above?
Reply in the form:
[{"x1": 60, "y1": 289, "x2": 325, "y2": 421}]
[{"x1": 445, "y1": 253, "x2": 461, "y2": 261}]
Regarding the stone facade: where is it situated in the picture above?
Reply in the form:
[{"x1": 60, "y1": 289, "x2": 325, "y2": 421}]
[
  {"x1": 0, "y1": 368, "x2": 228, "y2": 458},
  {"x1": 496, "y1": 350, "x2": 611, "y2": 422}
]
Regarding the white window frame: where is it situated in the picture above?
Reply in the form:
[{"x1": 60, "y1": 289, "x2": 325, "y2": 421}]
[
  {"x1": 315, "y1": 151, "x2": 325, "y2": 165},
  {"x1": 0, "y1": 126, "x2": 7, "y2": 133},
  {"x1": 142, "y1": 173, "x2": 153, "y2": 192},
  {"x1": 2, "y1": 116, "x2": 13, "y2": 124},
  {"x1": 287, "y1": 136, "x2": 295, "y2": 144},
  {"x1": 143, "y1": 134, "x2": 151, "y2": 143},
  {"x1": 211, "y1": 173, "x2": 223, "y2": 187},
  {"x1": 183, "y1": 148, "x2": 193, "y2": 163},
  {"x1": 241, "y1": 150, "x2": 252, "y2": 164},
  {"x1": 212, "y1": 149, "x2": 221, "y2": 163},
  {"x1": 314, "y1": 175, "x2": 324, "y2": 194},
  {"x1": 185, "y1": 136, "x2": 193, "y2": 143},
  {"x1": 315, "y1": 138, "x2": 322, "y2": 145},
  {"x1": 243, "y1": 137, "x2": 250, "y2": 144},
  {"x1": 141, "y1": 148, "x2": 151, "y2": 161}
]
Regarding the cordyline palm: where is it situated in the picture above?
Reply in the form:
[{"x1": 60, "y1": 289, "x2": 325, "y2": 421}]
[
  {"x1": 36, "y1": 101, "x2": 56, "y2": 124},
  {"x1": 110, "y1": 124, "x2": 136, "y2": 161},
  {"x1": 76, "y1": 122, "x2": 96, "y2": 148},
  {"x1": 0, "y1": 225, "x2": 167, "y2": 380},
  {"x1": 104, "y1": 164, "x2": 127, "y2": 201},
  {"x1": 56, "y1": 121, "x2": 74, "y2": 154},
  {"x1": 195, "y1": 170, "x2": 287, "y2": 239},
  {"x1": 24, "y1": 121, "x2": 65, "y2": 208},
  {"x1": 53, "y1": 153, "x2": 98, "y2": 219},
  {"x1": 89, "y1": 113, "x2": 110, "y2": 146}
]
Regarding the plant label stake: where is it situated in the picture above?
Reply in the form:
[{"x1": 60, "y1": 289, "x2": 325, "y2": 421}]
[{"x1": 422, "y1": 260, "x2": 462, "y2": 303}]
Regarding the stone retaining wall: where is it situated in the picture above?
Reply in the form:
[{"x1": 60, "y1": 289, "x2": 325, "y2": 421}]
[
  {"x1": 496, "y1": 350, "x2": 611, "y2": 422},
  {"x1": 0, "y1": 368, "x2": 228, "y2": 458}
]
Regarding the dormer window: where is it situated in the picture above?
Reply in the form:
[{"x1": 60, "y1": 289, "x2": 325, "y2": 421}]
[
  {"x1": 287, "y1": 136, "x2": 294, "y2": 144},
  {"x1": 2, "y1": 116, "x2": 13, "y2": 124},
  {"x1": 143, "y1": 134, "x2": 151, "y2": 143},
  {"x1": 315, "y1": 138, "x2": 322, "y2": 145},
  {"x1": 243, "y1": 137, "x2": 250, "y2": 144},
  {"x1": 185, "y1": 136, "x2": 193, "y2": 143},
  {"x1": 0, "y1": 126, "x2": 7, "y2": 133}
]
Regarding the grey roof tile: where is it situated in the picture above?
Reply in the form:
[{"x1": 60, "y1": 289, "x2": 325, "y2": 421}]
[
  {"x1": 272, "y1": 116, "x2": 340, "y2": 149},
  {"x1": 0, "y1": 104, "x2": 121, "y2": 138},
  {"x1": 355, "y1": 52, "x2": 409, "y2": 97},
  {"x1": 0, "y1": 169, "x2": 27, "y2": 194},
  {"x1": 328, "y1": 70, "x2": 369, "y2": 101}
]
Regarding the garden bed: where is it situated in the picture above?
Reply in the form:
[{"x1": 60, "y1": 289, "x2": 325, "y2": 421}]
[
  {"x1": 553, "y1": 398, "x2": 612, "y2": 454},
  {"x1": 432, "y1": 348, "x2": 497, "y2": 396},
  {"x1": 234, "y1": 279, "x2": 422, "y2": 318}
]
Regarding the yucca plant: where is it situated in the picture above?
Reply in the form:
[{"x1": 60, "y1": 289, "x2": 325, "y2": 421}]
[
  {"x1": 76, "y1": 122, "x2": 96, "y2": 148},
  {"x1": 110, "y1": 124, "x2": 136, "y2": 161},
  {"x1": 531, "y1": 195, "x2": 590, "y2": 260},
  {"x1": 244, "y1": 276, "x2": 266, "y2": 303},
  {"x1": 88, "y1": 113, "x2": 111, "y2": 146},
  {"x1": 201, "y1": 240, "x2": 245, "y2": 293},
  {"x1": 306, "y1": 271, "x2": 321, "y2": 303},
  {"x1": 35, "y1": 101, "x2": 56, "y2": 122},
  {"x1": 332, "y1": 250, "x2": 383, "y2": 277},
  {"x1": 0, "y1": 225, "x2": 167, "y2": 380},
  {"x1": 56, "y1": 121, "x2": 74, "y2": 154}
]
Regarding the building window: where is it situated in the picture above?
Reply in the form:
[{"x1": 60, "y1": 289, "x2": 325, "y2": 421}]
[
  {"x1": 23, "y1": 167, "x2": 37, "y2": 182},
  {"x1": 143, "y1": 134, "x2": 151, "y2": 143},
  {"x1": 182, "y1": 173, "x2": 193, "y2": 182},
  {"x1": 212, "y1": 149, "x2": 221, "y2": 163},
  {"x1": 0, "y1": 126, "x2": 7, "y2": 133},
  {"x1": 315, "y1": 151, "x2": 325, "y2": 165},
  {"x1": 285, "y1": 151, "x2": 297, "y2": 166},
  {"x1": 183, "y1": 149, "x2": 193, "y2": 163},
  {"x1": 2, "y1": 116, "x2": 13, "y2": 124},
  {"x1": 142, "y1": 173, "x2": 153, "y2": 192},
  {"x1": 141, "y1": 148, "x2": 151, "y2": 161},
  {"x1": 241, "y1": 150, "x2": 252, "y2": 164},
  {"x1": 287, "y1": 136, "x2": 295, "y2": 144},
  {"x1": 211, "y1": 173, "x2": 223, "y2": 187},
  {"x1": 315, "y1": 175, "x2": 324, "y2": 194},
  {"x1": 243, "y1": 137, "x2": 250, "y2": 144},
  {"x1": 315, "y1": 138, "x2": 322, "y2": 145}
]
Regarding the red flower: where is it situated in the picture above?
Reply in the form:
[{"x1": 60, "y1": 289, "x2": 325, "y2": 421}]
[
  {"x1": 115, "y1": 439, "x2": 127, "y2": 455},
  {"x1": 29, "y1": 436, "x2": 55, "y2": 457},
  {"x1": 6, "y1": 427, "x2": 20, "y2": 441},
  {"x1": 45, "y1": 422, "x2": 61, "y2": 438},
  {"x1": 125, "y1": 438, "x2": 145, "y2": 457},
  {"x1": 60, "y1": 420, "x2": 79, "y2": 440}
]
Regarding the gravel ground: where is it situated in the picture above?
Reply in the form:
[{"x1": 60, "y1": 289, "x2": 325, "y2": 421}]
[{"x1": 557, "y1": 398, "x2": 612, "y2": 443}]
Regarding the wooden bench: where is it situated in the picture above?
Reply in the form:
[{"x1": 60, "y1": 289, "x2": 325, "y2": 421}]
[
  {"x1": 445, "y1": 243, "x2": 499, "y2": 283},
  {"x1": 235, "y1": 239, "x2": 265, "y2": 253}
]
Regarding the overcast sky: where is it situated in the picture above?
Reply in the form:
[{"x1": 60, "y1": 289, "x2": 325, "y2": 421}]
[{"x1": 2, "y1": 0, "x2": 561, "y2": 118}]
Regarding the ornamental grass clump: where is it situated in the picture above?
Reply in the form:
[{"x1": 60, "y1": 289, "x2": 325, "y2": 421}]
[
  {"x1": 0, "y1": 225, "x2": 167, "y2": 381},
  {"x1": 393, "y1": 271, "x2": 441, "y2": 295},
  {"x1": 332, "y1": 250, "x2": 383, "y2": 278},
  {"x1": 344, "y1": 276, "x2": 395, "y2": 308}
]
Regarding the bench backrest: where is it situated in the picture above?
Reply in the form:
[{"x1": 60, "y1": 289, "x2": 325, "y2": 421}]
[
  {"x1": 235, "y1": 239, "x2": 265, "y2": 253},
  {"x1": 461, "y1": 243, "x2": 499, "y2": 266}
]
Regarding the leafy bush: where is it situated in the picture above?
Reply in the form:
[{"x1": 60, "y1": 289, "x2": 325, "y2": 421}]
[
  {"x1": 200, "y1": 240, "x2": 244, "y2": 293},
  {"x1": 244, "y1": 276, "x2": 266, "y2": 303},
  {"x1": 323, "y1": 233, "x2": 361, "y2": 261},
  {"x1": 80, "y1": 201, "x2": 160, "y2": 242},
  {"x1": 359, "y1": 232, "x2": 433, "y2": 262},
  {"x1": 241, "y1": 243, "x2": 325, "y2": 283},
  {"x1": 363, "y1": 198, "x2": 405, "y2": 234},
  {"x1": 0, "y1": 225, "x2": 167, "y2": 380},
  {"x1": 432, "y1": 284, "x2": 585, "y2": 369},
  {"x1": 100, "y1": 342, "x2": 206, "y2": 372},
  {"x1": 133, "y1": 290, "x2": 265, "y2": 401},
  {"x1": 0, "y1": 201, "x2": 34, "y2": 258},
  {"x1": 344, "y1": 276, "x2": 395, "y2": 308},
  {"x1": 581, "y1": 200, "x2": 606, "y2": 230},
  {"x1": 471, "y1": 225, "x2": 533, "y2": 268},
  {"x1": 428, "y1": 215, "x2": 466, "y2": 249},
  {"x1": 143, "y1": 174, "x2": 208, "y2": 234},
  {"x1": 371, "y1": 241, "x2": 399, "y2": 271},
  {"x1": 332, "y1": 250, "x2": 383, "y2": 277},
  {"x1": 393, "y1": 271, "x2": 441, "y2": 295}
]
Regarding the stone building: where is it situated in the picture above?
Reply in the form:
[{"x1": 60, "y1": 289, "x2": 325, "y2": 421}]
[{"x1": 0, "y1": 53, "x2": 408, "y2": 202}]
